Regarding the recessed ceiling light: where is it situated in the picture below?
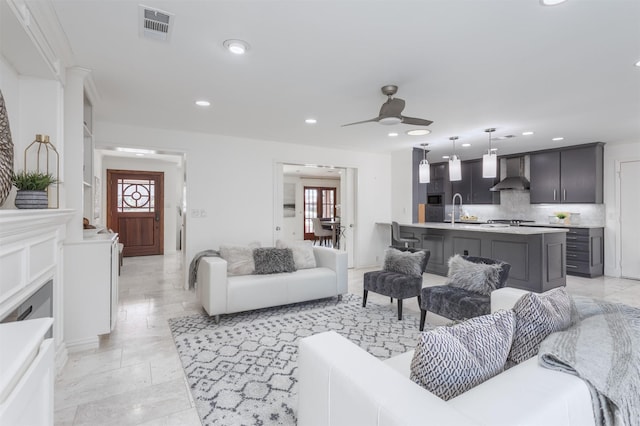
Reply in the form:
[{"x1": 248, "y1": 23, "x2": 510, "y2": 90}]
[
  {"x1": 305, "y1": 118, "x2": 317, "y2": 124},
  {"x1": 388, "y1": 132, "x2": 399, "y2": 137},
  {"x1": 552, "y1": 137, "x2": 564, "y2": 141},
  {"x1": 195, "y1": 100, "x2": 210, "y2": 107},
  {"x1": 490, "y1": 148, "x2": 498, "y2": 152},
  {"x1": 522, "y1": 131, "x2": 534, "y2": 136},
  {"x1": 540, "y1": 0, "x2": 567, "y2": 5},
  {"x1": 223, "y1": 39, "x2": 250, "y2": 55},
  {"x1": 461, "y1": 143, "x2": 471, "y2": 147},
  {"x1": 442, "y1": 155, "x2": 450, "y2": 159},
  {"x1": 406, "y1": 129, "x2": 431, "y2": 136},
  {"x1": 635, "y1": 60, "x2": 640, "y2": 67},
  {"x1": 135, "y1": 153, "x2": 145, "y2": 157}
]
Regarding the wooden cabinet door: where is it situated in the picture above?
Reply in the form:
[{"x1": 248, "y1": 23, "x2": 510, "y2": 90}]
[{"x1": 530, "y1": 151, "x2": 561, "y2": 203}]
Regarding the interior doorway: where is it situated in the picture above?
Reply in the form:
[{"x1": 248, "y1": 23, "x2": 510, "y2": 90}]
[
  {"x1": 274, "y1": 163, "x2": 357, "y2": 268},
  {"x1": 107, "y1": 169, "x2": 164, "y2": 257},
  {"x1": 619, "y1": 160, "x2": 640, "y2": 280}
]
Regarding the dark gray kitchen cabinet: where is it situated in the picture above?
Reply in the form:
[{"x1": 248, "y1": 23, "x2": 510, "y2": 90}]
[
  {"x1": 451, "y1": 160, "x2": 500, "y2": 205},
  {"x1": 469, "y1": 160, "x2": 500, "y2": 204},
  {"x1": 427, "y1": 163, "x2": 448, "y2": 194},
  {"x1": 451, "y1": 162, "x2": 472, "y2": 203},
  {"x1": 565, "y1": 227, "x2": 604, "y2": 277},
  {"x1": 530, "y1": 143, "x2": 603, "y2": 204}
]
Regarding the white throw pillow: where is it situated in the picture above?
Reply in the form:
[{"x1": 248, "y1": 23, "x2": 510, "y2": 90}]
[
  {"x1": 219, "y1": 242, "x2": 261, "y2": 276},
  {"x1": 410, "y1": 309, "x2": 516, "y2": 400},
  {"x1": 275, "y1": 239, "x2": 316, "y2": 269}
]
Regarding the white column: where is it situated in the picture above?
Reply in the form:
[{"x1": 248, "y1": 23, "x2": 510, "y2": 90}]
[{"x1": 63, "y1": 67, "x2": 90, "y2": 242}]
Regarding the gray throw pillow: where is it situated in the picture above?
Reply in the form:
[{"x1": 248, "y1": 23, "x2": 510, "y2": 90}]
[
  {"x1": 275, "y1": 239, "x2": 317, "y2": 269},
  {"x1": 219, "y1": 242, "x2": 261, "y2": 276},
  {"x1": 383, "y1": 248, "x2": 425, "y2": 277},
  {"x1": 253, "y1": 248, "x2": 297, "y2": 274},
  {"x1": 410, "y1": 310, "x2": 516, "y2": 400},
  {"x1": 445, "y1": 255, "x2": 502, "y2": 296},
  {"x1": 508, "y1": 287, "x2": 572, "y2": 365}
]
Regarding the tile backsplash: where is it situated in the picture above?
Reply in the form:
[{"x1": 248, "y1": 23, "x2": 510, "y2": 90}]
[{"x1": 445, "y1": 190, "x2": 605, "y2": 225}]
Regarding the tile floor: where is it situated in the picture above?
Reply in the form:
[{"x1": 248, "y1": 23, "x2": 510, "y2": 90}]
[{"x1": 54, "y1": 253, "x2": 640, "y2": 425}]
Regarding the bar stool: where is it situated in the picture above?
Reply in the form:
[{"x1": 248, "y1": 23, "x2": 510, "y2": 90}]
[{"x1": 391, "y1": 221, "x2": 420, "y2": 248}]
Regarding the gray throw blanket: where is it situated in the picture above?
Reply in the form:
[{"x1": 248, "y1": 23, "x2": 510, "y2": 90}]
[
  {"x1": 188, "y1": 250, "x2": 219, "y2": 290},
  {"x1": 538, "y1": 296, "x2": 640, "y2": 426}
]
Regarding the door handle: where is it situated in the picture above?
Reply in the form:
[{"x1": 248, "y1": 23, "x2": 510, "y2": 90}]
[
  {"x1": 563, "y1": 189, "x2": 567, "y2": 201},
  {"x1": 155, "y1": 211, "x2": 160, "y2": 222},
  {"x1": 553, "y1": 189, "x2": 557, "y2": 201}
]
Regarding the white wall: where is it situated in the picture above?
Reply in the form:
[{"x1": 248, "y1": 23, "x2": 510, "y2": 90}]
[
  {"x1": 603, "y1": 141, "x2": 640, "y2": 277},
  {"x1": 0, "y1": 55, "x2": 64, "y2": 209},
  {"x1": 100, "y1": 155, "x2": 183, "y2": 254},
  {"x1": 94, "y1": 121, "x2": 392, "y2": 284},
  {"x1": 390, "y1": 149, "x2": 413, "y2": 223}
]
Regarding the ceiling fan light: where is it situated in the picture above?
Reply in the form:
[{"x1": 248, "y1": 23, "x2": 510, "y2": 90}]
[
  {"x1": 449, "y1": 155, "x2": 462, "y2": 181},
  {"x1": 407, "y1": 129, "x2": 430, "y2": 136},
  {"x1": 482, "y1": 151, "x2": 497, "y2": 178},
  {"x1": 379, "y1": 116, "x2": 402, "y2": 125}
]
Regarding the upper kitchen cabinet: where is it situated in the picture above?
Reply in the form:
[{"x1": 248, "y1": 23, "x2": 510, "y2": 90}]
[
  {"x1": 451, "y1": 160, "x2": 500, "y2": 205},
  {"x1": 427, "y1": 163, "x2": 449, "y2": 195},
  {"x1": 530, "y1": 143, "x2": 604, "y2": 204}
]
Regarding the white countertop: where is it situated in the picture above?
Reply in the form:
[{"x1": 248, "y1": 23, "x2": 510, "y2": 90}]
[
  {"x1": 401, "y1": 222, "x2": 569, "y2": 235},
  {"x1": 524, "y1": 222, "x2": 605, "y2": 229}
]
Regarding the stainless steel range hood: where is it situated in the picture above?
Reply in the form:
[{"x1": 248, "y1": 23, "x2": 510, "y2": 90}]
[{"x1": 490, "y1": 157, "x2": 530, "y2": 191}]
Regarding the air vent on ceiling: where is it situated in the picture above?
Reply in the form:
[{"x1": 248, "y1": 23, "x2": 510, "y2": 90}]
[{"x1": 139, "y1": 5, "x2": 174, "y2": 41}]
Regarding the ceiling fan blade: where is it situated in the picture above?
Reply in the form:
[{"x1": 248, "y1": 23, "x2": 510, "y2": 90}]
[
  {"x1": 341, "y1": 117, "x2": 381, "y2": 127},
  {"x1": 379, "y1": 98, "x2": 405, "y2": 117},
  {"x1": 401, "y1": 116, "x2": 433, "y2": 126}
]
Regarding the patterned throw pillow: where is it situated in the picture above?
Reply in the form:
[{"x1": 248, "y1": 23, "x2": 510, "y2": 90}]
[
  {"x1": 410, "y1": 310, "x2": 516, "y2": 400},
  {"x1": 507, "y1": 287, "x2": 572, "y2": 365},
  {"x1": 445, "y1": 255, "x2": 502, "y2": 296},
  {"x1": 275, "y1": 240, "x2": 317, "y2": 269},
  {"x1": 219, "y1": 242, "x2": 261, "y2": 276},
  {"x1": 383, "y1": 248, "x2": 425, "y2": 277},
  {"x1": 253, "y1": 248, "x2": 297, "y2": 274}
]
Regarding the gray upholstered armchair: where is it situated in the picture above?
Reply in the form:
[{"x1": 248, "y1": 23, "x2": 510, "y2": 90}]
[
  {"x1": 363, "y1": 247, "x2": 431, "y2": 320},
  {"x1": 419, "y1": 256, "x2": 511, "y2": 331}
]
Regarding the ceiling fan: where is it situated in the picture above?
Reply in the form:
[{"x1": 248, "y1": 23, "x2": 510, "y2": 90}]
[{"x1": 342, "y1": 85, "x2": 433, "y2": 127}]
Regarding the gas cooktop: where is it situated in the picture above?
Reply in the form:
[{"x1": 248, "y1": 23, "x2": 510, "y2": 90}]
[{"x1": 486, "y1": 219, "x2": 535, "y2": 226}]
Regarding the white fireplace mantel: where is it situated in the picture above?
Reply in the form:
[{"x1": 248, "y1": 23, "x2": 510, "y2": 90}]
[{"x1": 0, "y1": 209, "x2": 74, "y2": 372}]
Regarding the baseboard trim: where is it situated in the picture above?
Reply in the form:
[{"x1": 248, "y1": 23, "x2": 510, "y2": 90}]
[{"x1": 65, "y1": 336, "x2": 99, "y2": 353}]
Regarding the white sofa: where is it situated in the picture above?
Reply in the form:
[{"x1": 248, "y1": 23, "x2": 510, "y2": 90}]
[
  {"x1": 298, "y1": 287, "x2": 595, "y2": 426},
  {"x1": 197, "y1": 246, "x2": 347, "y2": 320}
]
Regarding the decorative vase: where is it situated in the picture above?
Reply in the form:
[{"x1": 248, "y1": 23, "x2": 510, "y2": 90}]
[
  {"x1": 15, "y1": 190, "x2": 48, "y2": 209},
  {"x1": 0, "y1": 90, "x2": 14, "y2": 207}
]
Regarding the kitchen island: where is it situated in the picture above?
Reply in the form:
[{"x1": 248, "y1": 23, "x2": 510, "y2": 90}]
[{"x1": 397, "y1": 222, "x2": 568, "y2": 293}]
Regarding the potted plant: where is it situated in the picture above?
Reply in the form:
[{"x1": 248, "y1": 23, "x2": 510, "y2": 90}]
[
  {"x1": 555, "y1": 212, "x2": 570, "y2": 225},
  {"x1": 11, "y1": 171, "x2": 56, "y2": 209}
]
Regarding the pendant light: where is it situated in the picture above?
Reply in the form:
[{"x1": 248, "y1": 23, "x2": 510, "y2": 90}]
[
  {"x1": 482, "y1": 128, "x2": 497, "y2": 178},
  {"x1": 448, "y1": 136, "x2": 461, "y2": 181},
  {"x1": 419, "y1": 143, "x2": 430, "y2": 183}
]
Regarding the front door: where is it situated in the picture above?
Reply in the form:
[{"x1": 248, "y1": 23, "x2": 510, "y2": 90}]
[{"x1": 107, "y1": 169, "x2": 164, "y2": 257}]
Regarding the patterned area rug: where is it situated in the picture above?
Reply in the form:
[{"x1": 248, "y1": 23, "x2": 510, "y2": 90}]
[{"x1": 168, "y1": 294, "x2": 426, "y2": 425}]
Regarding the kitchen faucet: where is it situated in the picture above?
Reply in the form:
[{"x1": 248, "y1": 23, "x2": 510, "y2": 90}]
[{"x1": 452, "y1": 193, "x2": 463, "y2": 226}]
